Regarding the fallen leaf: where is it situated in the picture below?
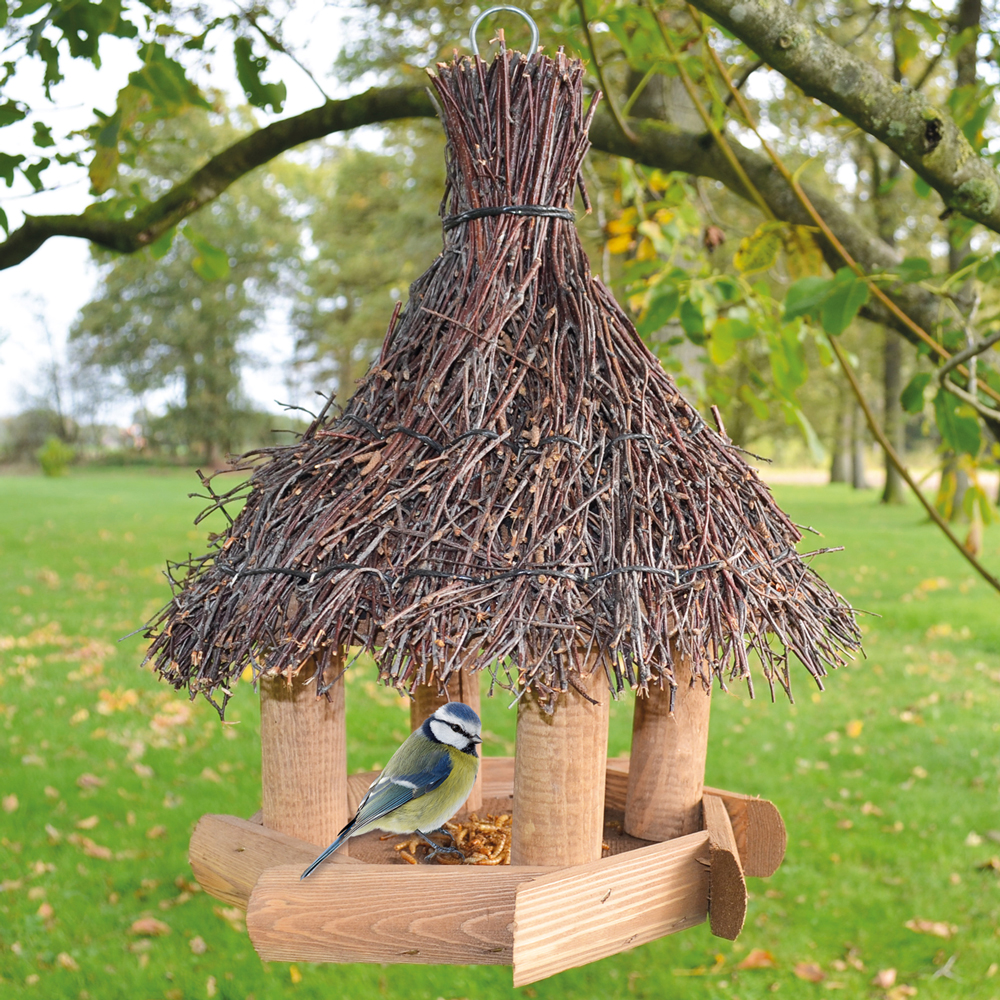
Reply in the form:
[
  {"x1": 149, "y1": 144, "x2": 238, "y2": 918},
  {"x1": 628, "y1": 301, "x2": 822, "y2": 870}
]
[
  {"x1": 206, "y1": 976, "x2": 218, "y2": 998},
  {"x1": 200, "y1": 767, "x2": 222, "y2": 784},
  {"x1": 886, "y1": 987, "x2": 918, "y2": 999},
  {"x1": 965, "y1": 831, "x2": 983, "y2": 846},
  {"x1": 44, "y1": 824, "x2": 62, "y2": 843},
  {"x1": 132, "y1": 763, "x2": 154, "y2": 779},
  {"x1": 905, "y1": 918, "x2": 955, "y2": 938},
  {"x1": 75, "y1": 815, "x2": 99, "y2": 830},
  {"x1": 56, "y1": 952, "x2": 79, "y2": 971},
  {"x1": 846, "y1": 719, "x2": 863, "y2": 738},
  {"x1": 76, "y1": 773, "x2": 105, "y2": 789},
  {"x1": 27, "y1": 887, "x2": 45, "y2": 901},
  {"x1": 872, "y1": 968, "x2": 897, "y2": 988},
  {"x1": 146, "y1": 825, "x2": 167, "y2": 840},
  {"x1": 289, "y1": 965, "x2": 302, "y2": 984},
  {"x1": 794, "y1": 962, "x2": 825, "y2": 982},
  {"x1": 189, "y1": 935, "x2": 208, "y2": 955},
  {"x1": 67, "y1": 833, "x2": 112, "y2": 860},
  {"x1": 911, "y1": 766, "x2": 928, "y2": 779},
  {"x1": 43, "y1": 786, "x2": 59, "y2": 799},
  {"x1": 37, "y1": 902, "x2": 54, "y2": 919},
  {"x1": 737, "y1": 948, "x2": 778, "y2": 970},
  {"x1": 861, "y1": 802, "x2": 883, "y2": 816},
  {"x1": 2, "y1": 794, "x2": 18, "y2": 813},
  {"x1": 0, "y1": 879, "x2": 23, "y2": 892},
  {"x1": 213, "y1": 905, "x2": 245, "y2": 933},
  {"x1": 978, "y1": 857, "x2": 1000, "y2": 872},
  {"x1": 131, "y1": 916, "x2": 170, "y2": 936}
]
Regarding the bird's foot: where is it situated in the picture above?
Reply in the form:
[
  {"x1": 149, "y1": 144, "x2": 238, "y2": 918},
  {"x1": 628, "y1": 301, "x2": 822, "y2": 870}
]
[{"x1": 416, "y1": 829, "x2": 465, "y2": 864}]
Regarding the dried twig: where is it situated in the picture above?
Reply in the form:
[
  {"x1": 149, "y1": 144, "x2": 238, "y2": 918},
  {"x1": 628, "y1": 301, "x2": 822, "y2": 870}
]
[{"x1": 143, "y1": 48, "x2": 860, "y2": 712}]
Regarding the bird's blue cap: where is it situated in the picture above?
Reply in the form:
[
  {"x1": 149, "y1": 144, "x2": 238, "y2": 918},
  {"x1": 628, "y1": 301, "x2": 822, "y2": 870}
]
[{"x1": 438, "y1": 701, "x2": 481, "y2": 727}]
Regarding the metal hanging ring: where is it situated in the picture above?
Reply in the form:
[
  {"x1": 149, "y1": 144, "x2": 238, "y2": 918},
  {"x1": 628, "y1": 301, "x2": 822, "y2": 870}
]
[{"x1": 469, "y1": 5, "x2": 540, "y2": 57}]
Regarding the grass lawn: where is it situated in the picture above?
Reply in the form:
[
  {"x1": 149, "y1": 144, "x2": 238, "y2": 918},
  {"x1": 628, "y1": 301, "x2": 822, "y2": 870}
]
[{"x1": 1, "y1": 468, "x2": 998, "y2": 1000}]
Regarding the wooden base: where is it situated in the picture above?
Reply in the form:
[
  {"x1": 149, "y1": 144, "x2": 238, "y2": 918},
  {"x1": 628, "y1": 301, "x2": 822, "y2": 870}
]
[{"x1": 189, "y1": 757, "x2": 785, "y2": 986}]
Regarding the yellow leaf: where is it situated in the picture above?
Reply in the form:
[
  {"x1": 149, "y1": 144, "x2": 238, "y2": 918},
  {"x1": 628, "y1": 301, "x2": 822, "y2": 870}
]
[
  {"x1": 606, "y1": 233, "x2": 634, "y2": 255},
  {"x1": 75, "y1": 815, "x2": 99, "y2": 830},
  {"x1": 783, "y1": 225, "x2": 825, "y2": 279},
  {"x1": 734, "y1": 222, "x2": 784, "y2": 275},
  {"x1": 290, "y1": 965, "x2": 303, "y2": 984},
  {"x1": 56, "y1": 952, "x2": 80, "y2": 971},
  {"x1": 846, "y1": 719, "x2": 863, "y2": 738}
]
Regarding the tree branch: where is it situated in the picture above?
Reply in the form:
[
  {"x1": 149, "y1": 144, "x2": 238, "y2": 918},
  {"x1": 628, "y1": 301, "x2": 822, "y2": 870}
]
[
  {"x1": 0, "y1": 85, "x2": 437, "y2": 270},
  {"x1": 685, "y1": 0, "x2": 1000, "y2": 236},
  {"x1": 589, "y1": 114, "x2": 945, "y2": 348},
  {"x1": 0, "y1": 80, "x2": 955, "y2": 351}
]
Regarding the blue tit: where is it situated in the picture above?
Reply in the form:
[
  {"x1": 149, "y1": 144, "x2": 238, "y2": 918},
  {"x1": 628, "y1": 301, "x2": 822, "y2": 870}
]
[{"x1": 300, "y1": 701, "x2": 482, "y2": 878}]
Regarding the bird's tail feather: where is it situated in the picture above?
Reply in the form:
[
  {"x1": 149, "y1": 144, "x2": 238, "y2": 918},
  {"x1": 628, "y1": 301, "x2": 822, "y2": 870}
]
[{"x1": 300, "y1": 828, "x2": 351, "y2": 880}]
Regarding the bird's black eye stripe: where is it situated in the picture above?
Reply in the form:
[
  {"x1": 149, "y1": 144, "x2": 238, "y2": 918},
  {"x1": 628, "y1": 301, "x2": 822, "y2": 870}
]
[{"x1": 451, "y1": 723, "x2": 462, "y2": 733}]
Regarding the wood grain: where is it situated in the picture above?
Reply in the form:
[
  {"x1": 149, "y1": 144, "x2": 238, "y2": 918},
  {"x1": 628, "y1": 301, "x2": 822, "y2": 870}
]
[
  {"x1": 703, "y1": 794, "x2": 746, "y2": 940},
  {"x1": 702, "y1": 785, "x2": 787, "y2": 878},
  {"x1": 512, "y1": 831, "x2": 710, "y2": 986},
  {"x1": 247, "y1": 863, "x2": 552, "y2": 965},
  {"x1": 188, "y1": 813, "x2": 361, "y2": 909},
  {"x1": 410, "y1": 665, "x2": 482, "y2": 812},
  {"x1": 511, "y1": 660, "x2": 610, "y2": 866},
  {"x1": 607, "y1": 758, "x2": 787, "y2": 878},
  {"x1": 260, "y1": 656, "x2": 348, "y2": 848},
  {"x1": 625, "y1": 657, "x2": 712, "y2": 841}
]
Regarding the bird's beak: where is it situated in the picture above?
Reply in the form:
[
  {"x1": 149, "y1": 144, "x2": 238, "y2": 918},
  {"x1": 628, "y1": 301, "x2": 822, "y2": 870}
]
[{"x1": 472, "y1": 734, "x2": 483, "y2": 744}]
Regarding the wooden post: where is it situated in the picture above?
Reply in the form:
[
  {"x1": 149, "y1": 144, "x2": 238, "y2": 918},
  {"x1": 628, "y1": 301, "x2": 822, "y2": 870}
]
[
  {"x1": 624, "y1": 652, "x2": 711, "y2": 842},
  {"x1": 510, "y1": 657, "x2": 610, "y2": 866},
  {"x1": 410, "y1": 665, "x2": 482, "y2": 813},
  {"x1": 260, "y1": 654, "x2": 349, "y2": 848}
]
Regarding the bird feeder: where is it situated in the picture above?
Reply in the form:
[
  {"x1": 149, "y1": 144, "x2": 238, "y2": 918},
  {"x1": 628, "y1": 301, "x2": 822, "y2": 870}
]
[{"x1": 145, "y1": 15, "x2": 860, "y2": 987}]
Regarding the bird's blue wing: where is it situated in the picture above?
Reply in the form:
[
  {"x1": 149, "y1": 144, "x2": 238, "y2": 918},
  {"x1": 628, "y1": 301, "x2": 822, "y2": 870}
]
[{"x1": 353, "y1": 751, "x2": 453, "y2": 829}]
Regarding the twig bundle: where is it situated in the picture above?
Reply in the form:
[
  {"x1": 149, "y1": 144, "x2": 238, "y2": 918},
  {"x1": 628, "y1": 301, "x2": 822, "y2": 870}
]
[{"x1": 144, "y1": 48, "x2": 861, "y2": 715}]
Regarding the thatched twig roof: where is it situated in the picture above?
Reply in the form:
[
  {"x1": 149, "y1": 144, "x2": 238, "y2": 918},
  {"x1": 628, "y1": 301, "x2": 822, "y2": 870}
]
[{"x1": 144, "y1": 48, "x2": 861, "y2": 716}]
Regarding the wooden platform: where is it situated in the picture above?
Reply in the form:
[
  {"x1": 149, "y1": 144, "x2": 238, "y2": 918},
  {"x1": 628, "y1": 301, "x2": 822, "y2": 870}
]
[{"x1": 188, "y1": 757, "x2": 785, "y2": 986}]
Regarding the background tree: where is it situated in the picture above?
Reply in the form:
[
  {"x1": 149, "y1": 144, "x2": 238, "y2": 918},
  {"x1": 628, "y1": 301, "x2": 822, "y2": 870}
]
[
  {"x1": 2, "y1": 0, "x2": 1000, "y2": 578},
  {"x1": 70, "y1": 105, "x2": 302, "y2": 462}
]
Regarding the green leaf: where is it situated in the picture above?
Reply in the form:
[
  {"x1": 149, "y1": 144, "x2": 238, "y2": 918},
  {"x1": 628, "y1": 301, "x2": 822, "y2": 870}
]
[
  {"x1": 785, "y1": 403, "x2": 826, "y2": 464},
  {"x1": 770, "y1": 323, "x2": 807, "y2": 397},
  {"x1": 0, "y1": 99, "x2": 26, "y2": 127},
  {"x1": 234, "y1": 36, "x2": 287, "y2": 113},
  {"x1": 933, "y1": 388, "x2": 980, "y2": 456},
  {"x1": 708, "y1": 318, "x2": 736, "y2": 365},
  {"x1": 679, "y1": 297, "x2": 705, "y2": 344},
  {"x1": 0, "y1": 151, "x2": 25, "y2": 186},
  {"x1": 819, "y1": 269, "x2": 869, "y2": 336},
  {"x1": 21, "y1": 156, "x2": 49, "y2": 192},
  {"x1": 895, "y1": 25, "x2": 921, "y2": 75},
  {"x1": 976, "y1": 252, "x2": 1000, "y2": 282},
  {"x1": 783, "y1": 275, "x2": 833, "y2": 321},
  {"x1": 636, "y1": 282, "x2": 679, "y2": 336},
  {"x1": 129, "y1": 43, "x2": 210, "y2": 113},
  {"x1": 738, "y1": 384, "x2": 768, "y2": 420},
  {"x1": 0, "y1": 205, "x2": 7, "y2": 236},
  {"x1": 32, "y1": 121, "x2": 55, "y2": 147},
  {"x1": 0, "y1": 0, "x2": 7, "y2": 29},
  {"x1": 895, "y1": 257, "x2": 932, "y2": 283},
  {"x1": 185, "y1": 227, "x2": 230, "y2": 281},
  {"x1": 148, "y1": 226, "x2": 177, "y2": 260},
  {"x1": 733, "y1": 221, "x2": 783, "y2": 275},
  {"x1": 901, "y1": 372, "x2": 932, "y2": 413},
  {"x1": 913, "y1": 175, "x2": 932, "y2": 199}
]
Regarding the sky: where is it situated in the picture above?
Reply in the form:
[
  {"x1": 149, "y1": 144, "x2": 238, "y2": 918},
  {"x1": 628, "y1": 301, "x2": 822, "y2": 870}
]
[{"x1": 0, "y1": 3, "x2": 351, "y2": 422}]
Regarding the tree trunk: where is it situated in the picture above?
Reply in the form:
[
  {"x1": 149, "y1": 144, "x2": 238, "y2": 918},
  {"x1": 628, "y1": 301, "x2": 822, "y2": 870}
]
[
  {"x1": 829, "y1": 397, "x2": 850, "y2": 484},
  {"x1": 851, "y1": 404, "x2": 870, "y2": 490},
  {"x1": 881, "y1": 333, "x2": 906, "y2": 504}
]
